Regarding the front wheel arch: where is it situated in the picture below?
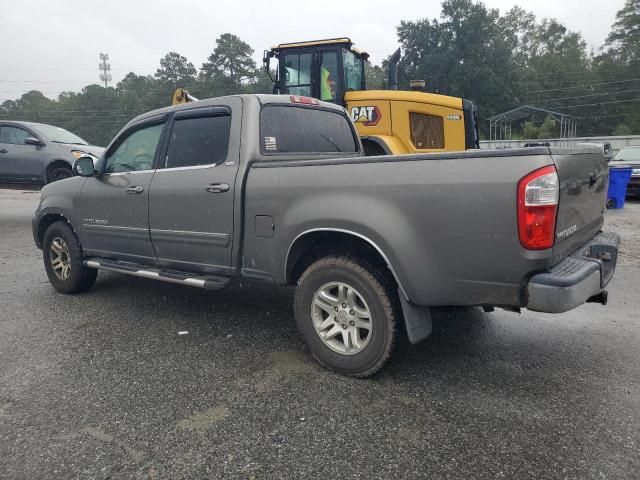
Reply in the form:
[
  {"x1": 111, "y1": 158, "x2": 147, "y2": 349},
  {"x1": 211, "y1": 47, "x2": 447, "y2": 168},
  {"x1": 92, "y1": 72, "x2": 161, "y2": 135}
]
[
  {"x1": 36, "y1": 213, "x2": 71, "y2": 249},
  {"x1": 46, "y1": 159, "x2": 73, "y2": 183}
]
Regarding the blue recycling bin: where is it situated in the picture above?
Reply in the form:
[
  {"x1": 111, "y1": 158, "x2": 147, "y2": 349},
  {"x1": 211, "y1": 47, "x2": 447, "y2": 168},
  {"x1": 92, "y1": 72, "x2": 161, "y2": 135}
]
[{"x1": 607, "y1": 167, "x2": 633, "y2": 209}]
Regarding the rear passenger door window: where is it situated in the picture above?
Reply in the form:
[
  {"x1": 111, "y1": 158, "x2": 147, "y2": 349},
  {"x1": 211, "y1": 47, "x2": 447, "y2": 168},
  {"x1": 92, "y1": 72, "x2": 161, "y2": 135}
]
[{"x1": 164, "y1": 114, "x2": 231, "y2": 169}]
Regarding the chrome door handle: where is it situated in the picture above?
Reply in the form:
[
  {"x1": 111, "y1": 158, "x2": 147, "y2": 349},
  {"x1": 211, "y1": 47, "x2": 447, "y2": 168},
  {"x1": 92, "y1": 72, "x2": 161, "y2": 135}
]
[
  {"x1": 126, "y1": 186, "x2": 144, "y2": 194},
  {"x1": 206, "y1": 183, "x2": 230, "y2": 193}
]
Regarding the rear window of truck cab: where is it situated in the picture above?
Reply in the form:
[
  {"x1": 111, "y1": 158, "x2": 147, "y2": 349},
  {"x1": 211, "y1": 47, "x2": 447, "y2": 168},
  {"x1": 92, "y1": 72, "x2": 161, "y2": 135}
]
[{"x1": 260, "y1": 105, "x2": 359, "y2": 155}]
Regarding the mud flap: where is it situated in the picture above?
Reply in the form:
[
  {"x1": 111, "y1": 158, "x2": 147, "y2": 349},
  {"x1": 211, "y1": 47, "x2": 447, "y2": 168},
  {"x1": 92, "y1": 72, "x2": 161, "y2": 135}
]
[{"x1": 399, "y1": 292, "x2": 432, "y2": 344}]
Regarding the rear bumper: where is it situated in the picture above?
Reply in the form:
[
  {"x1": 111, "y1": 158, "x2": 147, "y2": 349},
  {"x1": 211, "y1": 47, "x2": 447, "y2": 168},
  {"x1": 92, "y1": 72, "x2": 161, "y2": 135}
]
[{"x1": 526, "y1": 231, "x2": 620, "y2": 313}]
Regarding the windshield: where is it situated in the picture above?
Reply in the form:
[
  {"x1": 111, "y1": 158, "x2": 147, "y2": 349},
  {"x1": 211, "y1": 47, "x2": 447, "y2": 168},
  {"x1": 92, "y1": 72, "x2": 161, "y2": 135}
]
[
  {"x1": 614, "y1": 147, "x2": 640, "y2": 162},
  {"x1": 31, "y1": 124, "x2": 88, "y2": 145}
]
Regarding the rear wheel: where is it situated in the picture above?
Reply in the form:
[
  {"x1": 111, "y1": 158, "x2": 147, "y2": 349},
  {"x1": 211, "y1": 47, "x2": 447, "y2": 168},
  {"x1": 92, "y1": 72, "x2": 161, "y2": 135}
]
[
  {"x1": 43, "y1": 221, "x2": 97, "y2": 293},
  {"x1": 294, "y1": 256, "x2": 398, "y2": 378}
]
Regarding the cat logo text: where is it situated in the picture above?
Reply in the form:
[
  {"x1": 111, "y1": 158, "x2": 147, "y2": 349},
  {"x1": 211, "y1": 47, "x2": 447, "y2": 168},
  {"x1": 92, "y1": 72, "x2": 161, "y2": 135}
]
[{"x1": 350, "y1": 106, "x2": 381, "y2": 127}]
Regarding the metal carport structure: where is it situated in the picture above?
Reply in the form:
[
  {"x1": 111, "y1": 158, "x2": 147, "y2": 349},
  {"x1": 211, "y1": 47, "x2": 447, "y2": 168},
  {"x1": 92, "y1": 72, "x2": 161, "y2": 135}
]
[{"x1": 488, "y1": 105, "x2": 579, "y2": 146}]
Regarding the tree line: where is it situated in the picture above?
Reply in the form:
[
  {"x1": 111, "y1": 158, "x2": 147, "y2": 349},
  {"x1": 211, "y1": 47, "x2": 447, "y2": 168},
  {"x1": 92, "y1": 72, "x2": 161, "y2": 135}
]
[{"x1": 1, "y1": 0, "x2": 638, "y2": 146}]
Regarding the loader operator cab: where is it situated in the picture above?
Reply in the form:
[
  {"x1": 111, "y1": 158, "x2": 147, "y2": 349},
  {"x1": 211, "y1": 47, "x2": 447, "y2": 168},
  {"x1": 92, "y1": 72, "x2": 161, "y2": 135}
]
[
  {"x1": 264, "y1": 38, "x2": 367, "y2": 106},
  {"x1": 263, "y1": 37, "x2": 481, "y2": 155}
]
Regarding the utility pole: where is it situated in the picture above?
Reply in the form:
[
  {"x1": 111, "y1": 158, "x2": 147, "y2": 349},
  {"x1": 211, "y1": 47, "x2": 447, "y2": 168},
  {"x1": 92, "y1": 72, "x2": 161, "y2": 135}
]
[{"x1": 99, "y1": 53, "x2": 112, "y2": 88}]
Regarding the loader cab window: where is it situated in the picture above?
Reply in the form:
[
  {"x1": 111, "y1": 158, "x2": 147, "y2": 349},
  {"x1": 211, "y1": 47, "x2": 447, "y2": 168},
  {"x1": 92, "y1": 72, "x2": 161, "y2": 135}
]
[
  {"x1": 320, "y1": 51, "x2": 339, "y2": 102},
  {"x1": 343, "y1": 49, "x2": 364, "y2": 91},
  {"x1": 283, "y1": 52, "x2": 312, "y2": 97}
]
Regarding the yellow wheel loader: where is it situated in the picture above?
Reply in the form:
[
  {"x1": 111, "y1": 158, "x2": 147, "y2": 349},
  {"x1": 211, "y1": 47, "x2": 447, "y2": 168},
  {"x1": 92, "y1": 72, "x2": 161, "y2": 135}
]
[{"x1": 174, "y1": 37, "x2": 480, "y2": 155}]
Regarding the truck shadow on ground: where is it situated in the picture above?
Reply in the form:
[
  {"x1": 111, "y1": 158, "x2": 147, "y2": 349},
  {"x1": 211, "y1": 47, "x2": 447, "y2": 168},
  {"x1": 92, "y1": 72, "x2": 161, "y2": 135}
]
[{"x1": 83, "y1": 271, "x2": 602, "y2": 385}]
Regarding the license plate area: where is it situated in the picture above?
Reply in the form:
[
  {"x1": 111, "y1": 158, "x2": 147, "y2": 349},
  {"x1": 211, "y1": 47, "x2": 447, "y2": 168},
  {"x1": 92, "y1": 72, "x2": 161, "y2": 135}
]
[{"x1": 588, "y1": 243, "x2": 618, "y2": 287}]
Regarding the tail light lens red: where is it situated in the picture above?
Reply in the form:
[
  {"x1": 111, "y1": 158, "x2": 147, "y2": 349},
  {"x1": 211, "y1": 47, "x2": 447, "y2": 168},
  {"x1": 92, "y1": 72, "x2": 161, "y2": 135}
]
[{"x1": 517, "y1": 165, "x2": 559, "y2": 250}]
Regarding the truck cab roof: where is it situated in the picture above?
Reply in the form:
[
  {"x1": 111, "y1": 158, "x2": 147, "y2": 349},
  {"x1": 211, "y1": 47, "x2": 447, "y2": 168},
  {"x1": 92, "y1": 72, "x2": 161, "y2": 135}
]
[{"x1": 127, "y1": 94, "x2": 347, "y2": 128}]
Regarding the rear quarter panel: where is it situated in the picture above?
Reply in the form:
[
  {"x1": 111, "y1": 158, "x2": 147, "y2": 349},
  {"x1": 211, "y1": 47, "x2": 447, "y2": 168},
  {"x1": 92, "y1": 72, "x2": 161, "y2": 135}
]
[{"x1": 243, "y1": 150, "x2": 557, "y2": 307}]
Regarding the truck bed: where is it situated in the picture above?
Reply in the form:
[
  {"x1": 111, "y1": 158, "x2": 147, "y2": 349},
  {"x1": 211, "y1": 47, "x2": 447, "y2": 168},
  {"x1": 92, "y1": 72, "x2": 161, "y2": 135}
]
[{"x1": 242, "y1": 147, "x2": 608, "y2": 308}]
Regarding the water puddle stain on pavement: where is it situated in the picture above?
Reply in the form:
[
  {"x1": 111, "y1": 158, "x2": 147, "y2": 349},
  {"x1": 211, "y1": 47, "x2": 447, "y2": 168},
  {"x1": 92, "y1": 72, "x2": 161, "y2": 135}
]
[
  {"x1": 270, "y1": 350, "x2": 306, "y2": 375},
  {"x1": 176, "y1": 404, "x2": 230, "y2": 431},
  {"x1": 61, "y1": 426, "x2": 145, "y2": 461}
]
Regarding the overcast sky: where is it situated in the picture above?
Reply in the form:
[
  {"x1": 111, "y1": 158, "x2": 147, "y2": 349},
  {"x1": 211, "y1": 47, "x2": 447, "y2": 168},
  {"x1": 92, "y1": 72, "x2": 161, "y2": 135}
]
[{"x1": 0, "y1": 0, "x2": 625, "y2": 102}]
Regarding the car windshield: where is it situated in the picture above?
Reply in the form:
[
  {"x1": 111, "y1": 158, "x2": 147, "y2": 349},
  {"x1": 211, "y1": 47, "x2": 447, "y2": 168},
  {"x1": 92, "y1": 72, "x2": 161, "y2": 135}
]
[
  {"x1": 31, "y1": 124, "x2": 88, "y2": 145},
  {"x1": 614, "y1": 148, "x2": 640, "y2": 162}
]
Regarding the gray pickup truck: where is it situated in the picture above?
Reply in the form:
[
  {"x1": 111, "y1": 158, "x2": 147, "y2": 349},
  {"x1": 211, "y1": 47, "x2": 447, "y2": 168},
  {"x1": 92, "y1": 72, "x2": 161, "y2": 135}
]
[{"x1": 32, "y1": 94, "x2": 620, "y2": 377}]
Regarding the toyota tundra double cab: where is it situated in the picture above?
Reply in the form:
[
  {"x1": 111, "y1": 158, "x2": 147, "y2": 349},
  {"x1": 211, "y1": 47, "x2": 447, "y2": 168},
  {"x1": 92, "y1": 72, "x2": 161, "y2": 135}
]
[{"x1": 32, "y1": 94, "x2": 620, "y2": 377}]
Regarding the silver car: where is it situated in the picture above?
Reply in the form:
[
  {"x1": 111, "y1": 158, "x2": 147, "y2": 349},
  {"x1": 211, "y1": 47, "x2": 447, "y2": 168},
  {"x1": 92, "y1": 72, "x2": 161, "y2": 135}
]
[{"x1": 0, "y1": 121, "x2": 104, "y2": 185}]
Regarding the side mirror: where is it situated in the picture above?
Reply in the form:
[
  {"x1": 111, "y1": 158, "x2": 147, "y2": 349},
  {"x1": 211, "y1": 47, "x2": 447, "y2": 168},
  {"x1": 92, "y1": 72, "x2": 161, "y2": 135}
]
[
  {"x1": 24, "y1": 137, "x2": 43, "y2": 147},
  {"x1": 73, "y1": 156, "x2": 96, "y2": 177}
]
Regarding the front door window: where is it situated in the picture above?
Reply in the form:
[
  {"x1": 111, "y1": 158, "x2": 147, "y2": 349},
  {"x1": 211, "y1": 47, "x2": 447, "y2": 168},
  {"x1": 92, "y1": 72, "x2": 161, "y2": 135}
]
[{"x1": 104, "y1": 123, "x2": 163, "y2": 173}]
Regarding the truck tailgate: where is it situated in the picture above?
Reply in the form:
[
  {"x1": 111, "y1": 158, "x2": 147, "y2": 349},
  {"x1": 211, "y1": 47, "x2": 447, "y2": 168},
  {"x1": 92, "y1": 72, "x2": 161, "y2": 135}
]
[{"x1": 551, "y1": 148, "x2": 608, "y2": 259}]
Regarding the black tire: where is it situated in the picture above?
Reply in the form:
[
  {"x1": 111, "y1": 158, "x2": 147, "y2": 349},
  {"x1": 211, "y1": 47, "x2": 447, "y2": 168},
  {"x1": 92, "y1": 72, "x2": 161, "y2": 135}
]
[
  {"x1": 294, "y1": 256, "x2": 398, "y2": 378},
  {"x1": 43, "y1": 221, "x2": 97, "y2": 294},
  {"x1": 47, "y1": 166, "x2": 72, "y2": 183}
]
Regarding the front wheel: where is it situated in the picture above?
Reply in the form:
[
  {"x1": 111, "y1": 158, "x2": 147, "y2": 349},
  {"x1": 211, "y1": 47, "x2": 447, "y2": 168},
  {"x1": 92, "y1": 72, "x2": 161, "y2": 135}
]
[
  {"x1": 294, "y1": 256, "x2": 398, "y2": 378},
  {"x1": 43, "y1": 221, "x2": 97, "y2": 293},
  {"x1": 47, "y1": 166, "x2": 72, "y2": 183}
]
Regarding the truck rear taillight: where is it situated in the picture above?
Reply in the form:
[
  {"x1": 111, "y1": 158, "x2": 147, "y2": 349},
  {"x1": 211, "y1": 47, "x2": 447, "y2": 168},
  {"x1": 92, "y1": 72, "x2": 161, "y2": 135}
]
[{"x1": 517, "y1": 165, "x2": 559, "y2": 250}]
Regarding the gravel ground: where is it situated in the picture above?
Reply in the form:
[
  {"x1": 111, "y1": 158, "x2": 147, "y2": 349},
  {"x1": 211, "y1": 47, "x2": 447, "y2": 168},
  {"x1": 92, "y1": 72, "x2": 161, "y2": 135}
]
[{"x1": 0, "y1": 188, "x2": 638, "y2": 479}]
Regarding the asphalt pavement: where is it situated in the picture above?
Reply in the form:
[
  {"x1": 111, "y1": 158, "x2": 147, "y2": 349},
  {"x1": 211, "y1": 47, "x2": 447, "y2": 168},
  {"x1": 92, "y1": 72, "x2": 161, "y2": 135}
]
[{"x1": 1, "y1": 188, "x2": 638, "y2": 479}]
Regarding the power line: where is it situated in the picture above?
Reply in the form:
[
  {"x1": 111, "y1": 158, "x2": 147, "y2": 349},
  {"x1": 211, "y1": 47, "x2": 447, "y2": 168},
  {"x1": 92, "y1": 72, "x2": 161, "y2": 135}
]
[
  {"x1": 550, "y1": 98, "x2": 640, "y2": 109},
  {"x1": 533, "y1": 88, "x2": 640, "y2": 103},
  {"x1": 526, "y1": 78, "x2": 640, "y2": 95},
  {"x1": 580, "y1": 112, "x2": 640, "y2": 119}
]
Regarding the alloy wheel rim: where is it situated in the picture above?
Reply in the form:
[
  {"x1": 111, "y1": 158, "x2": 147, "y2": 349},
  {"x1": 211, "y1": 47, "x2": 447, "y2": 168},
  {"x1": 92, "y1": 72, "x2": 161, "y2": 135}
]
[
  {"x1": 311, "y1": 281, "x2": 373, "y2": 355},
  {"x1": 49, "y1": 237, "x2": 71, "y2": 281}
]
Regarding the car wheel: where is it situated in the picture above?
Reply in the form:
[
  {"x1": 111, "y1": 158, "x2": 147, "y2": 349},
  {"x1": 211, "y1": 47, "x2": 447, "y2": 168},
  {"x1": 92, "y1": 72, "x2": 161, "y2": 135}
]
[
  {"x1": 294, "y1": 256, "x2": 398, "y2": 378},
  {"x1": 43, "y1": 221, "x2": 97, "y2": 294},
  {"x1": 47, "y1": 166, "x2": 72, "y2": 183}
]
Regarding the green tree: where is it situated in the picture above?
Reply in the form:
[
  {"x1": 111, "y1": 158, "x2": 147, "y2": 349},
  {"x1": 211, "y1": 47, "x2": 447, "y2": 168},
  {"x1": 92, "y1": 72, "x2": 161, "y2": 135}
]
[
  {"x1": 613, "y1": 123, "x2": 633, "y2": 135},
  {"x1": 200, "y1": 33, "x2": 257, "y2": 93},
  {"x1": 522, "y1": 121, "x2": 538, "y2": 139},
  {"x1": 537, "y1": 117, "x2": 557, "y2": 138},
  {"x1": 365, "y1": 62, "x2": 386, "y2": 90},
  {"x1": 603, "y1": 0, "x2": 640, "y2": 64},
  {"x1": 155, "y1": 52, "x2": 197, "y2": 87},
  {"x1": 397, "y1": 0, "x2": 521, "y2": 135}
]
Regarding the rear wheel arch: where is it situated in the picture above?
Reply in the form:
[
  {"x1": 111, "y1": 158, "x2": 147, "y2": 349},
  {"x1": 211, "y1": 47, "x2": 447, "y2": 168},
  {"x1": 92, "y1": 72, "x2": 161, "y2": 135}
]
[{"x1": 284, "y1": 229, "x2": 407, "y2": 300}]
